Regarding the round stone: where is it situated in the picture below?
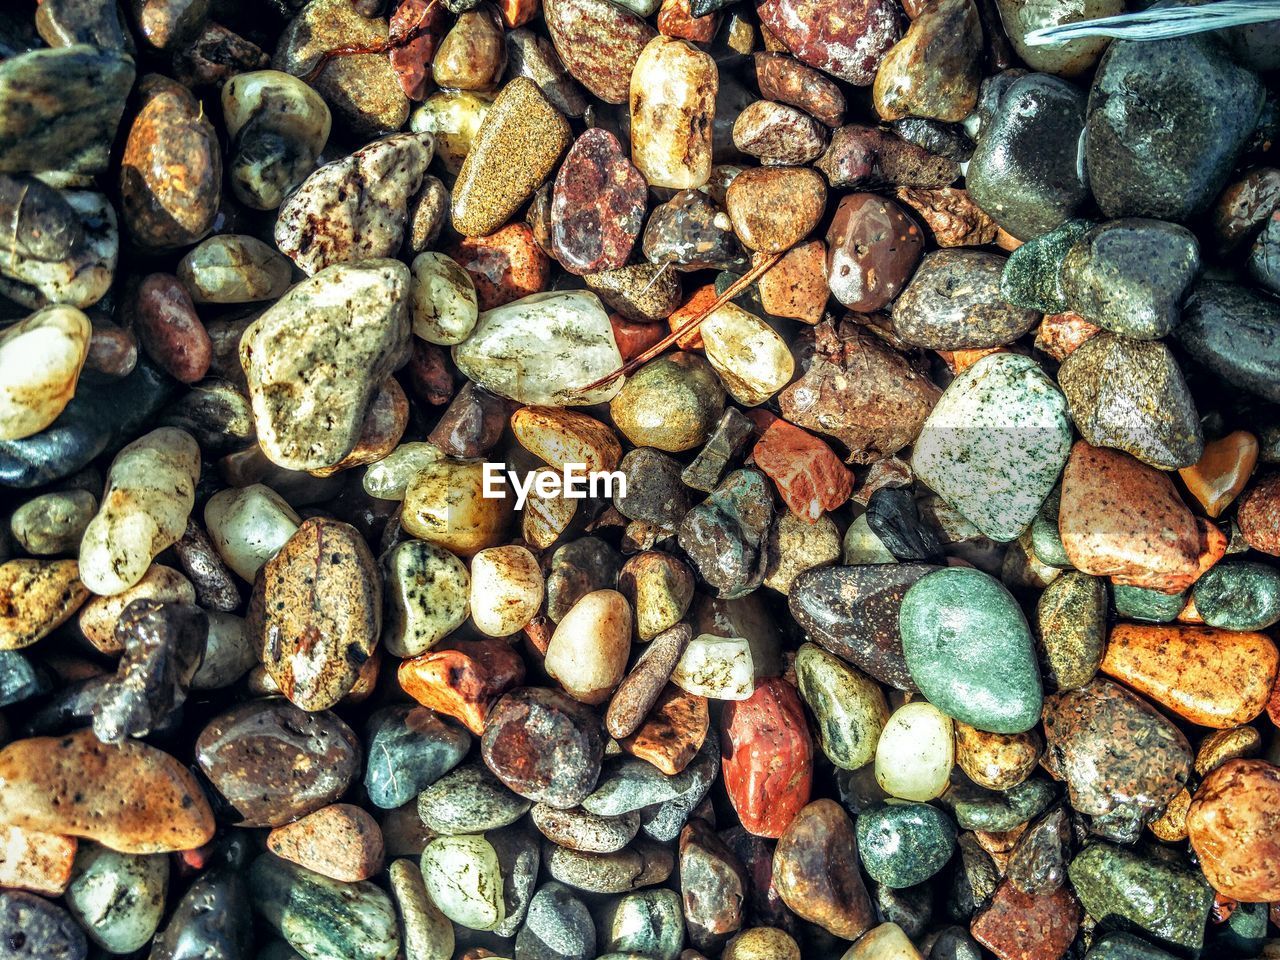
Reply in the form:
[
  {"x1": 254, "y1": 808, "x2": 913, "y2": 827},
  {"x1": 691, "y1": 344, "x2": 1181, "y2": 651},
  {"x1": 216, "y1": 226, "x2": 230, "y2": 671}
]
[
  {"x1": 857, "y1": 802, "x2": 957, "y2": 889},
  {"x1": 418, "y1": 761, "x2": 532, "y2": 835},
  {"x1": 1190, "y1": 561, "x2": 1280, "y2": 632},
  {"x1": 482, "y1": 687, "x2": 606, "y2": 808},
  {"x1": 364, "y1": 705, "x2": 470, "y2": 810},
  {"x1": 65, "y1": 847, "x2": 168, "y2": 953},
  {"x1": 874, "y1": 701, "x2": 954, "y2": 802},
  {"x1": 610, "y1": 353, "x2": 726, "y2": 453}
]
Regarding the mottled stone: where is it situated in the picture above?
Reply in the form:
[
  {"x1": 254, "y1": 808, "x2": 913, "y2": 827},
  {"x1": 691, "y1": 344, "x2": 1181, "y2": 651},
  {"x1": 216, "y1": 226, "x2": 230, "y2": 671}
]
[
  {"x1": 643, "y1": 190, "x2": 746, "y2": 272},
  {"x1": 756, "y1": 0, "x2": 899, "y2": 84},
  {"x1": 970, "y1": 880, "x2": 1081, "y2": 960},
  {"x1": 517, "y1": 882, "x2": 597, "y2": 960},
  {"x1": 892, "y1": 250, "x2": 1038, "y2": 350},
  {"x1": 755, "y1": 52, "x2": 845, "y2": 127},
  {"x1": 179, "y1": 235, "x2": 293, "y2": 305},
  {"x1": 552, "y1": 129, "x2": 646, "y2": 275},
  {"x1": 482, "y1": 687, "x2": 605, "y2": 808},
  {"x1": 732, "y1": 100, "x2": 826, "y2": 165},
  {"x1": 1042, "y1": 679, "x2": 1191, "y2": 842},
  {"x1": 679, "y1": 818, "x2": 746, "y2": 952},
  {"x1": 816, "y1": 124, "x2": 960, "y2": 190},
  {"x1": 364, "y1": 705, "x2": 470, "y2": 809},
  {"x1": 774, "y1": 800, "x2": 873, "y2": 939},
  {"x1": 420, "y1": 834, "x2": 505, "y2": 931},
  {"x1": 0, "y1": 891, "x2": 86, "y2": 960},
  {"x1": 0, "y1": 559, "x2": 89, "y2": 651},
  {"x1": 531, "y1": 805, "x2": 640, "y2": 854},
  {"x1": 721, "y1": 678, "x2": 812, "y2": 837},
  {"x1": 399, "y1": 638, "x2": 524, "y2": 735},
  {"x1": 873, "y1": 0, "x2": 981, "y2": 123},
  {"x1": 388, "y1": 859, "x2": 453, "y2": 960},
  {"x1": 752, "y1": 416, "x2": 852, "y2": 521},
  {"x1": 857, "y1": 802, "x2": 956, "y2": 888},
  {"x1": 725, "y1": 166, "x2": 826, "y2": 252},
  {"x1": 1035, "y1": 571, "x2": 1106, "y2": 691},
  {"x1": 196, "y1": 699, "x2": 360, "y2": 828},
  {"x1": 1187, "y1": 759, "x2": 1280, "y2": 903},
  {"x1": 825, "y1": 193, "x2": 923, "y2": 312},
  {"x1": 544, "y1": 0, "x2": 657, "y2": 104},
  {"x1": 507, "y1": 26, "x2": 588, "y2": 118},
  {"x1": 756, "y1": 241, "x2": 829, "y2": 324},
  {"x1": 149, "y1": 865, "x2": 252, "y2": 960},
  {"x1": 1239, "y1": 472, "x2": 1280, "y2": 557},
  {"x1": 543, "y1": 837, "x2": 674, "y2": 893},
  {"x1": 631, "y1": 36, "x2": 717, "y2": 189},
  {"x1": 600, "y1": 888, "x2": 682, "y2": 960},
  {"x1": 678, "y1": 469, "x2": 773, "y2": 600}
]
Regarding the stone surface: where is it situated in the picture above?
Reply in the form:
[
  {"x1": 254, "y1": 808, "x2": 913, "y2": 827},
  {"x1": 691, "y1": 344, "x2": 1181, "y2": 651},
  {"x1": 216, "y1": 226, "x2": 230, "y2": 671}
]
[
  {"x1": 1187, "y1": 758, "x2": 1280, "y2": 903},
  {"x1": 64, "y1": 846, "x2": 166, "y2": 952},
  {"x1": 755, "y1": 52, "x2": 846, "y2": 127},
  {"x1": 1035, "y1": 571, "x2": 1106, "y2": 691},
  {"x1": 892, "y1": 250, "x2": 1038, "y2": 350},
  {"x1": 0, "y1": 891, "x2": 87, "y2": 960},
  {"x1": 544, "y1": 0, "x2": 657, "y2": 104},
  {"x1": 679, "y1": 818, "x2": 746, "y2": 952},
  {"x1": 970, "y1": 880, "x2": 1081, "y2": 960},
  {"x1": 0, "y1": 559, "x2": 89, "y2": 651},
  {"x1": 364, "y1": 705, "x2": 470, "y2": 809},
  {"x1": 612, "y1": 353, "x2": 726, "y2": 453},
  {"x1": 482, "y1": 687, "x2": 605, "y2": 808},
  {"x1": 196, "y1": 698, "x2": 360, "y2": 828},
  {"x1": 545, "y1": 590, "x2": 631, "y2": 705},
  {"x1": 1177, "y1": 280, "x2": 1280, "y2": 404},
  {"x1": 875, "y1": 701, "x2": 954, "y2": 802},
  {"x1": 720, "y1": 677, "x2": 812, "y2": 838},
  {"x1": 774, "y1": 799, "x2": 873, "y2": 939},
  {"x1": 699, "y1": 303, "x2": 794, "y2": 406},
  {"x1": 756, "y1": 0, "x2": 899, "y2": 84},
  {"x1": 678, "y1": 469, "x2": 773, "y2": 600},
  {"x1": 857, "y1": 801, "x2": 956, "y2": 888},
  {"x1": 825, "y1": 193, "x2": 923, "y2": 312},
  {"x1": 419, "y1": 761, "x2": 531, "y2": 834},
  {"x1": 1239, "y1": 473, "x2": 1280, "y2": 556},
  {"x1": 1179, "y1": 430, "x2": 1258, "y2": 519},
  {"x1": 732, "y1": 100, "x2": 826, "y2": 165},
  {"x1": 631, "y1": 36, "x2": 717, "y2": 189},
  {"x1": 817, "y1": 124, "x2": 960, "y2": 190},
  {"x1": 725, "y1": 166, "x2": 826, "y2": 253},
  {"x1": 399, "y1": 638, "x2": 524, "y2": 734},
  {"x1": 873, "y1": 0, "x2": 981, "y2": 123},
  {"x1": 552, "y1": 128, "x2": 646, "y2": 275},
  {"x1": 517, "y1": 882, "x2": 597, "y2": 960}
]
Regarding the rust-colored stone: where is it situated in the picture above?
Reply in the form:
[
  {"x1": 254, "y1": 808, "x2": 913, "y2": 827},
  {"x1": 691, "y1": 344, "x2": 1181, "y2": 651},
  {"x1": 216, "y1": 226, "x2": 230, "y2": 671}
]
[
  {"x1": 266, "y1": 802, "x2": 385, "y2": 882},
  {"x1": 389, "y1": 0, "x2": 447, "y2": 100},
  {"x1": 756, "y1": 0, "x2": 900, "y2": 84},
  {"x1": 543, "y1": 0, "x2": 656, "y2": 104},
  {"x1": 1237, "y1": 472, "x2": 1280, "y2": 556},
  {"x1": 825, "y1": 193, "x2": 923, "y2": 311},
  {"x1": 551, "y1": 128, "x2": 647, "y2": 275},
  {"x1": 620, "y1": 685, "x2": 709, "y2": 775},
  {"x1": 754, "y1": 52, "x2": 846, "y2": 128},
  {"x1": 721, "y1": 677, "x2": 813, "y2": 838},
  {"x1": 658, "y1": 0, "x2": 718, "y2": 41},
  {"x1": 398, "y1": 638, "x2": 526, "y2": 735},
  {"x1": 127, "y1": 273, "x2": 212, "y2": 384},
  {"x1": 1188, "y1": 759, "x2": 1280, "y2": 903},
  {"x1": 750, "y1": 414, "x2": 853, "y2": 521},
  {"x1": 756, "y1": 241, "x2": 829, "y2": 324},
  {"x1": 1034, "y1": 311, "x2": 1102, "y2": 361},
  {"x1": 895, "y1": 186, "x2": 998, "y2": 247},
  {"x1": 971, "y1": 880, "x2": 1081, "y2": 960},
  {"x1": 1179, "y1": 430, "x2": 1259, "y2": 518},
  {"x1": 450, "y1": 223, "x2": 551, "y2": 310},
  {"x1": 612, "y1": 314, "x2": 669, "y2": 361},
  {"x1": 0, "y1": 827, "x2": 76, "y2": 895}
]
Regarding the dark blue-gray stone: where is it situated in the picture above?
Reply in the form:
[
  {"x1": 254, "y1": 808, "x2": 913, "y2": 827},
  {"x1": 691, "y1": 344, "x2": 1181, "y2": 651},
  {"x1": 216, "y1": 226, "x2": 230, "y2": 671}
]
[
  {"x1": 856, "y1": 802, "x2": 956, "y2": 888},
  {"x1": 677, "y1": 468, "x2": 773, "y2": 600},
  {"x1": 149, "y1": 866, "x2": 253, "y2": 960},
  {"x1": 1191, "y1": 560, "x2": 1280, "y2": 631},
  {"x1": 364, "y1": 705, "x2": 470, "y2": 809},
  {"x1": 0, "y1": 650, "x2": 49, "y2": 706},
  {"x1": 1113, "y1": 584, "x2": 1185, "y2": 623},
  {"x1": 0, "y1": 891, "x2": 86, "y2": 960},
  {"x1": 514, "y1": 882, "x2": 595, "y2": 960},
  {"x1": 900, "y1": 566, "x2": 1043, "y2": 733},
  {"x1": 1084, "y1": 933, "x2": 1175, "y2": 960},
  {"x1": 950, "y1": 778, "x2": 1056, "y2": 832},
  {"x1": 1178, "y1": 280, "x2": 1280, "y2": 403},
  {"x1": 1000, "y1": 219, "x2": 1092, "y2": 313}
]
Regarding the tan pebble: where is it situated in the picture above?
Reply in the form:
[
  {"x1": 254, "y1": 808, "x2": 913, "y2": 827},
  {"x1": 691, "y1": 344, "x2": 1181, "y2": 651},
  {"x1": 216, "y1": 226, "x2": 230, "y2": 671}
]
[
  {"x1": 545, "y1": 589, "x2": 633, "y2": 705},
  {"x1": 511, "y1": 406, "x2": 623, "y2": 473},
  {"x1": 620, "y1": 685, "x2": 708, "y2": 775},
  {"x1": 618, "y1": 551, "x2": 695, "y2": 641},
  {"x1": 402, "y1": 458, "x2": 512, "y2": 557},
  {"x1": 954, "y1": 722, "x2": 1043, "y2": 791},
  {"x1": 0, "y1": 306, "x2": 92, "y2": 441},
  {"x1": 267, "y1": 803, "x2": 385, "y2": 882},
  {"x1": 724, "y1": 927, "x2": 801, "y2": 960},
  {"x1": 310, "y1": 377, "x2": 410, "y2": 478},
  {"x1": 1149, "y1": 787, "x2": 1191, "y2": 842},
  {"x1": 521, "y1": 471, "x2": 579, "y2": 549},
  {"x1": 1188, "y1": 758, "x2": 1280, "y2": 902},
  {"x1": 0, "y1": 825, "x2": 77, "y2": 895},
  {"x1": 1196, "y1": 726, "x2": 1262, "y2": 777},
  {"x1": 629, "y1": 35, "x2": 717, "y2": 189},
  {"x1": 469, "y1": 545, "x2": 544, "y2": 637},
  {"x1": 0, "y1": 559, "x2": 90, "y2": 651},
  {"x1": 78, "y1": 564, "x2": 195, "y2": 655}
]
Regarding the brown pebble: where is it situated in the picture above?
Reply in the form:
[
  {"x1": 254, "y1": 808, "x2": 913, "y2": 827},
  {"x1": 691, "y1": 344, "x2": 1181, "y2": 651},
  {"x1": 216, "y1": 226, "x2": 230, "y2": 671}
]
[{"x1": 267, "y1": 803, "x2": 386, "y2": 882}]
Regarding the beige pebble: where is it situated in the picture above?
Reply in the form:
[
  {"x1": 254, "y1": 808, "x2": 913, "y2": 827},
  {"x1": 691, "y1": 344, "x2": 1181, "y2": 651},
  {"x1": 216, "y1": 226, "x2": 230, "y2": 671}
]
[
  {"x1": 470, "y1": 545, "x2": 544, "y2": 637},
  {"x1": 954, "y1": 722, "x2": 1043, "y2": 791},
  {"x1": 0, "y1": 825, "x2": 77, "y2": 896},
  {"x1": 204, "y1": 483, "x2": 302, "y2": 583},
  {"x1": 0, "y1": 559, "x2": 89, "y2": 651},
  {"x1": 545, "y1": 589, "x2": 633, "y2": 704},
  {"x1": 78, "y1": 564, "x2": 195, "y2": 655},
  {"x1": 402, "y1": 458, "x2": 512, "y2": 557},
  {"x1": 0, "y1": 305, "x2": 91, "y2": 441}
]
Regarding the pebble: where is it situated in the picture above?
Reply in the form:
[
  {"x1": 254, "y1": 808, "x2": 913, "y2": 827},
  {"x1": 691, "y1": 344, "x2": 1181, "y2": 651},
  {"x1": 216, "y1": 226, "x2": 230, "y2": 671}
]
[
  {"x1": 616, "y1": 553, "x2": 694, "y2": 643},
  {"x1": 546, "y1": 590, "x2": 631, "y2": 704},
  {"x1": 614, "y1": 447, "x2": 690, "y2": 532},
  {"x1": 221, "y1": 70, "x2": 331, "y2": 211},
  {"x1": 482, "y1": 687, "x2": 605, "y2": 808},
  {"x1": 1179, "y1": 430, "x2": 1258, "y2": 518},
  {"x1": 725, "y1": 166, "x2": 826, "y2": 252},
  {"x1": 720, "y1": 677, "x2": 812, "y2": 837},
  {"x1": 399, "y1": 638, "x2": 524, "y2": 734},
  {"x1": 545, "y1": 836, "x2": 674, "y2": 894},
  {"x1": 894, "y1": 185, "x2": 996, "y2": 248},
  {"x1": 126, "y1": 273, "x2": 211, "y2": 384},
  {"x1": 240, "y1": 259, "x2": 411, "y2": 472},
  {"x1": 1061, "y1": 441, "x2": 1224, "y2": 594},
  {"x1": 387, "y1": 859, "x2": 453, "y2": 960},
  {"x1": 148, "y1": 864, "x2": 251, "y2": 960},
  {"x1": 250, "y1": 853, "x2": 400, "y2": 960},
  {"x1": 1042, "y1": 679, "x2": 1191, "y2": 843},
  {"x1": 1035, "y1": 571, "x2": 1106, "y2": 691},
  {"x1": 755, "y1": 52, "x2": 846, "y2": 128},
  {"x1": 1068, "y1": 842, "x2": 1212, "y2": 953},
  {"x1": 454, "y1": 290, "x2": 622, "y2": 405},
  {"x1": 119, "y1": 75, "x2": 220, "y2": 250},
  {"x1": 793, "y1": 643, "x2": 888, "y2": 770},
  {"x1": 78, "y1": 427, "x2": 199, "y2": 596},
  {"x1": 679, "y1": 818, "x2": 746, "y2": 951},
  {"x1": 551, "y1": 129, "x2": 646, "y2": 275},
  {"x1": 999, "y1": 219, "x2": 1091, "y2": 314},
  {"x1": 452, "y1": 78, "x2": 571, "y2": 238},
  {"x1": 873, "y1": 0, "x2": 981, "y2": 123},
  {"x1": 0, "y1": 558, "x2": 88, "y2": 651},
  {"x1": 699, "y1": 303, "x2": 794, "y2": 406},
  {"x1": 418, "y1": 761, "x2": 531, "y2": 835},
  {"x1": 630, "y1": 36, "x2": 716, "y2": 189},
  {"x1": 892, "y1": 250, "x2": 1038, "y2": 350},
  {"x1": 543, "y1": 0, "x2": 657, "y2": 104},
  {"x1": 620, "y1": 685, "x2": 708, "y2": 775},
  {"x1": 517, "y1": 882, "x2": 597, "y2": 960},
  {"x1": 402, "y1": 458, "x2": 512, "y2": 556},
  {"x1": 470, "y1": 545, "x2": 544, "y2": 638},
  {"x1": 1177, "y1": 280, "x2": 1280, "y2": 404},
  {"x1": 955, "y1": 724, "x2": 1042, "y2": 792},
  {"x1": 994, "y1": 0, "x2": 1119, "y2": 76},
  {"x1": 247, "y1": 517, "x2": 380, "y2": 712},
  {"x1": 611, "y1": 353, "x2": 726, "y2": 453},
  {"x1": 825, "y1": 193, "x2": 922, "y2": 312},
  {"x1": 901, "y1": 567, "x2": 1043, "y2": 734},
  {"x1": 1059, "y1": 332, "x2": 1203, "y2": 470},
  {"x1": 600, "y1": 889, "x2": 682, "y2": 959},
  {"x1": 203, "y1": 483, "x2": 300, "y2": 584},
  {"x1": 364, "y1": 705, "x2": 470, "y2": 809},
  {"x1": 433, "y1": 6, "x2": 505, "y2": 90},
  {"x1": 178, "y1": 235, "x2": 292, "y2": 305},
  {"x1": 773, "y1": 799, "x2": 873, "y2": 939},
  {"x1": 1192, "y1": 560, "x2": 1280, "y2": 631},
  {"x1": 1187, "y1": 758, "x2": 1280, "y2": 903},
  {"x1": 546, "y1": 538, "x2": 622, "y2": 622},
  {"x1": 643, "y1": 192, "x2": 744, "y2": 273},
  {"x1": 1101, "y1": 623, "x2": 1277, "y2": 729},
  {"x1": 756, "y1": 241, "x2": 829, "y2": 324},
  {"x1": 1085, "y1": 36, "x2": 1263, "y2": 221},
  {"x1": 64, "y1": 846, "x2": 168, "y2": 953},
  {"x1": 506, "y1": 27, "x2": 589, "y2": 118},
  {"x1": 732, "y1": 100, "x2": 826, "y2": 165},
  {"x1": 0, "y1": 727, "x2": 215, "y2": 853},
  {"x1": 409, "y1": 90, "x2": 493, "y2": 176},
  {"x1": 273, "y1": 0, "x2": 408, "y2": 137},
  {"x1": 816, "y1": 124, "x2": 960, "y2": 191},
  {"x1": 531, "y1": 805, "x2": 640, "y2": 854},
  {"x1": 756, "y1": 0, "x2": 899, "y2": 84},
  {"x1": 0, "y1": 891, "x2": 87, "y2": 960},
  {"x1": 195, "y1": 698, "x2": 360, "y2": 828},
  {"x1": 725, "y1": 927, "x2": 801, "y2": 960},
  {"x1": 0, "y1": 826, "x2": 75, "y2": 896},
  {"x1": 765, "y1": 512, "x2": 841, "y2": 593},
  {"x1": 0, "y1": 305, "x2": 91, "y2": 442},
  {"x1": 874, "y1": 701, "x2": 954, "y2": 802},
  {"x1": 966, "y1": 73, "x2": 1088, "y2": 241},
  {"x1": 857, "y1": 801, "x2": 956, "y2": 888},
  {"x1": 678, "y1": 469, "x2": 773, "y2": 600},
  {"x1": 1239, "y1": 472, "x2": 1280, "y2": 556},
  {"x1": 970, "y1": 880, "x2": 1081, "y2": 960}
]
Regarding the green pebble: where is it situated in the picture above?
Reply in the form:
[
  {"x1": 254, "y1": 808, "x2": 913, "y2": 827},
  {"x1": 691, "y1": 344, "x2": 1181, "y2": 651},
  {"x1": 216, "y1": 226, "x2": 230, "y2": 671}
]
[
  {"x1": 1113, "y1": 584, "x2": 1187, "y2": 623},
  {"x1": 1191, "y1": 560, "x2": 1280, "y2": 631},
  {"x1": 1000, "y1": 219, "x2": 1092, "y2": 312},
  {"x1": 794, "y1": 643, "x2": 889, "y2": 770},
  {"x1": 1036, "y1": 571, "x2": 1107, "y2": 690},
  {"x1": 856, "y1": 802, "x2": 957, "y2": 889},
  {"x1": 1084, "y1": 933, "x2": 1176, "y2": 960},
  {"x1": 1068, "y1": 843, "x2": 1213, "y2": 953},
  {"x1": 900, "y1": 567, "x2": 1043, "y2": 734},
  {"x1": 950, "y1": 779, "x2": 1056, "y2": 832},
  {"x1": 1029, "y1": 485, "x2": 1070, "y2": 568}
]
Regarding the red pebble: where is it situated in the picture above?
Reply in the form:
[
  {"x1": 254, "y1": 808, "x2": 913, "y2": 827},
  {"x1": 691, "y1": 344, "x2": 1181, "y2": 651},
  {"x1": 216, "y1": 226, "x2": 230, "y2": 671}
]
[
  {"x1": 129, "y1": 273, "x2": 212, "y2": 384},
  {"x1": 389, "y1": 0, "x2": 447, "y2": 101},
  {"x1": 611, "y1": 314, "x2": 669, "y2": 363},
  {"x1": 720, "y1": 677, "x2": 813, "y2": 838},
  {"x1": 970, "y1": 880, "x2": 1081, "y2": 960},
  {"x1": 749, "y1": 414, "x2": 854, "y2": 522},
  {"x1": 450, "y1": 223, "x2": 551, "y2": 310}
]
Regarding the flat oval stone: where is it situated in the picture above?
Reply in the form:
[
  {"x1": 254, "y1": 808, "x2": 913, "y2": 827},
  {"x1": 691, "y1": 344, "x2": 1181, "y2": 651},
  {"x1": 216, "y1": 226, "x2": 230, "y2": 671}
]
[
  {"x1": 1058, "y1": 333, "x2": 1203, "y2": 471},
  {"x1": 0, "y1": 306, "x2": 91, "y2": 442},
  {"x1": 1177, "y1": 280, "x2": 1280, "y2": 404},
  {"x1": 600, "y1": 888, "x2": 681, "y2": 959},
  {"x1": 912, "y1": 352, "x2": 1071, "y2": 542},
  {"x1": 901, "y1": 567, "x2": 1043, "y2": 734},
  {"x1": 531, "y1": 804, "x2": 640, "y2": 854},
  {"x1": 773, "y1": 799, "x2": 873, "y2": 940},
  {"x1": 402, "y1": 458, "x2": 513, "y2": 557},
  {"x1": 0, "y1": 728, "x2": 215, "y2": 853},
  {"x1": 955, "y1": 723, "x2": 1042, "y2": 792},
  {"x1": 732, "y1": 100, "x2": 826, "y2": 165},
  {"x1": 789, "y1": 563, "x2": 939, "y2": 690},
  {"x1": 678, "y1": 818, "x2": 746, "y2": 952},
  {"x1": 1187, "y1": 758, "x2": 1280, "y2": 903},
  {"x1": 65, "y1": 846, "x2": 167, "y2": 952},
  {"x1": 517, "y1": 881, "x2": 597, "y2": 960},
  {"x1": 248, "y1": 517, "x2": 380, "y2": 712},
  {"x1": 452, "y1": 77, "x2": 571, "y2": 237},
  {"x1": 482, "y1": 687, "x2": 605, "y2": 808},
  {"x1": 195, "y1": 698, "x2": 360, "y2": 828},
  {"x1": 720, "y1": 677, "x2": 812, "y2": 838},
  {"x1": 546, "y1": 590, "x2": 632, "y2": 705},
  {"x1": 250, "y1": 853, "x2": 400, "y2": 960},
  {"x1": 995, "y1": 0, "x2": 1119, "y2": 76},
  {"x1": 544, "y1": 837, "x2": 675, "y2": 894},
  {"x1": 419, "y1": 760, "x2": 531, "y2": 834},
  {"x1": 756, "y1": 52, "x2": 846, "y2": 128},
  {"x1": 874, "y1": 701, "x2": 954, "y2": 801},
  {"x1": 1100, "y1": 624, "x2": 1277, "y2": 729},
  {"x1": 0, "y1": 558, "x2": 89, "y2": 651},
  {"x1": 0, "y1": 891, "x2": 86, "y2": 960},
  {"x1": 551, "y1": 128, "x2": 646, "y2": 275},
  {"x1": 699, "y1": 303, "x2": 794, "y2": 406},
  {"x1": 825, "y1": 193, "x2": 922, "y2": 312},
  {"x1": 1192, "y1": 561, "x2": 1280, "y2": 631},
  {"x1": 544, "y1": 0, "x2": 656, "y2": 104},
  {"x1": 1085, "y1": 35, "x2": 1263, "y2": 221},
  {"x1": 364, "y1": 705, "x2": 470, "y2": 809},
  {"x1": 892, "y1": 250, "x2": 1038, "y2": 350},
  {"x1": 856, "y1": 802, "x2": 957, "y2": 888},
  {"x1": 1042, "y1": 679, "x2": 1191, "y2": 842},
  {"x1": 178, "y1": 234, "x2": 293, "y2": 305},
  {"x1": 793, "y1": 643, "x2": 888, "y2": 770},
  {"x1": 756, "y1": 0, "x2": 899, "y2": 84},
  {"x1": 967, "y1": 73, "x2": 1088, "y2": 240},
  {"x1": 454, "y1": 290, "x2": 623, "y2": 406}
]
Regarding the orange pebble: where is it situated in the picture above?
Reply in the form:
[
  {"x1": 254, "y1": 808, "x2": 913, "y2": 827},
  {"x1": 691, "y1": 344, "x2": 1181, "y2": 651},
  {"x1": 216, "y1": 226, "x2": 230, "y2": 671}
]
[{"x1": 1179, "y1": 430, "x2": 1259, "y2": 518}]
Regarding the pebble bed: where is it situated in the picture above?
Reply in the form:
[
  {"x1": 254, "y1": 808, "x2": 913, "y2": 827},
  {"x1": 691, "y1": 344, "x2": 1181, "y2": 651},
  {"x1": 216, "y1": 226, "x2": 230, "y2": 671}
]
[{"x1": 0, "y1": 1, "x2": 1279, "y2": 959}]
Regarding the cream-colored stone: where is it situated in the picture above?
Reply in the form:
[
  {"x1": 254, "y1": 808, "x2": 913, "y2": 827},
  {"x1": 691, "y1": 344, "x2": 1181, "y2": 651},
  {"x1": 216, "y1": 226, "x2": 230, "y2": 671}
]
[{"x1": 0, "y1": 305, "x2": 91, "y2": 441}]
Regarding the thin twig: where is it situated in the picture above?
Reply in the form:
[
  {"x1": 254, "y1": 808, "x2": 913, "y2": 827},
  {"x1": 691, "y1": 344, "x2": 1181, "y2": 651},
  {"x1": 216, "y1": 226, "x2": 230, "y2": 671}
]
[
  {"x1": 303, "y1": 0, "x2": 443, "y2": 83},
  {"x1": 573, "y1": 250, "x2": 786, "y2": 397}
]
